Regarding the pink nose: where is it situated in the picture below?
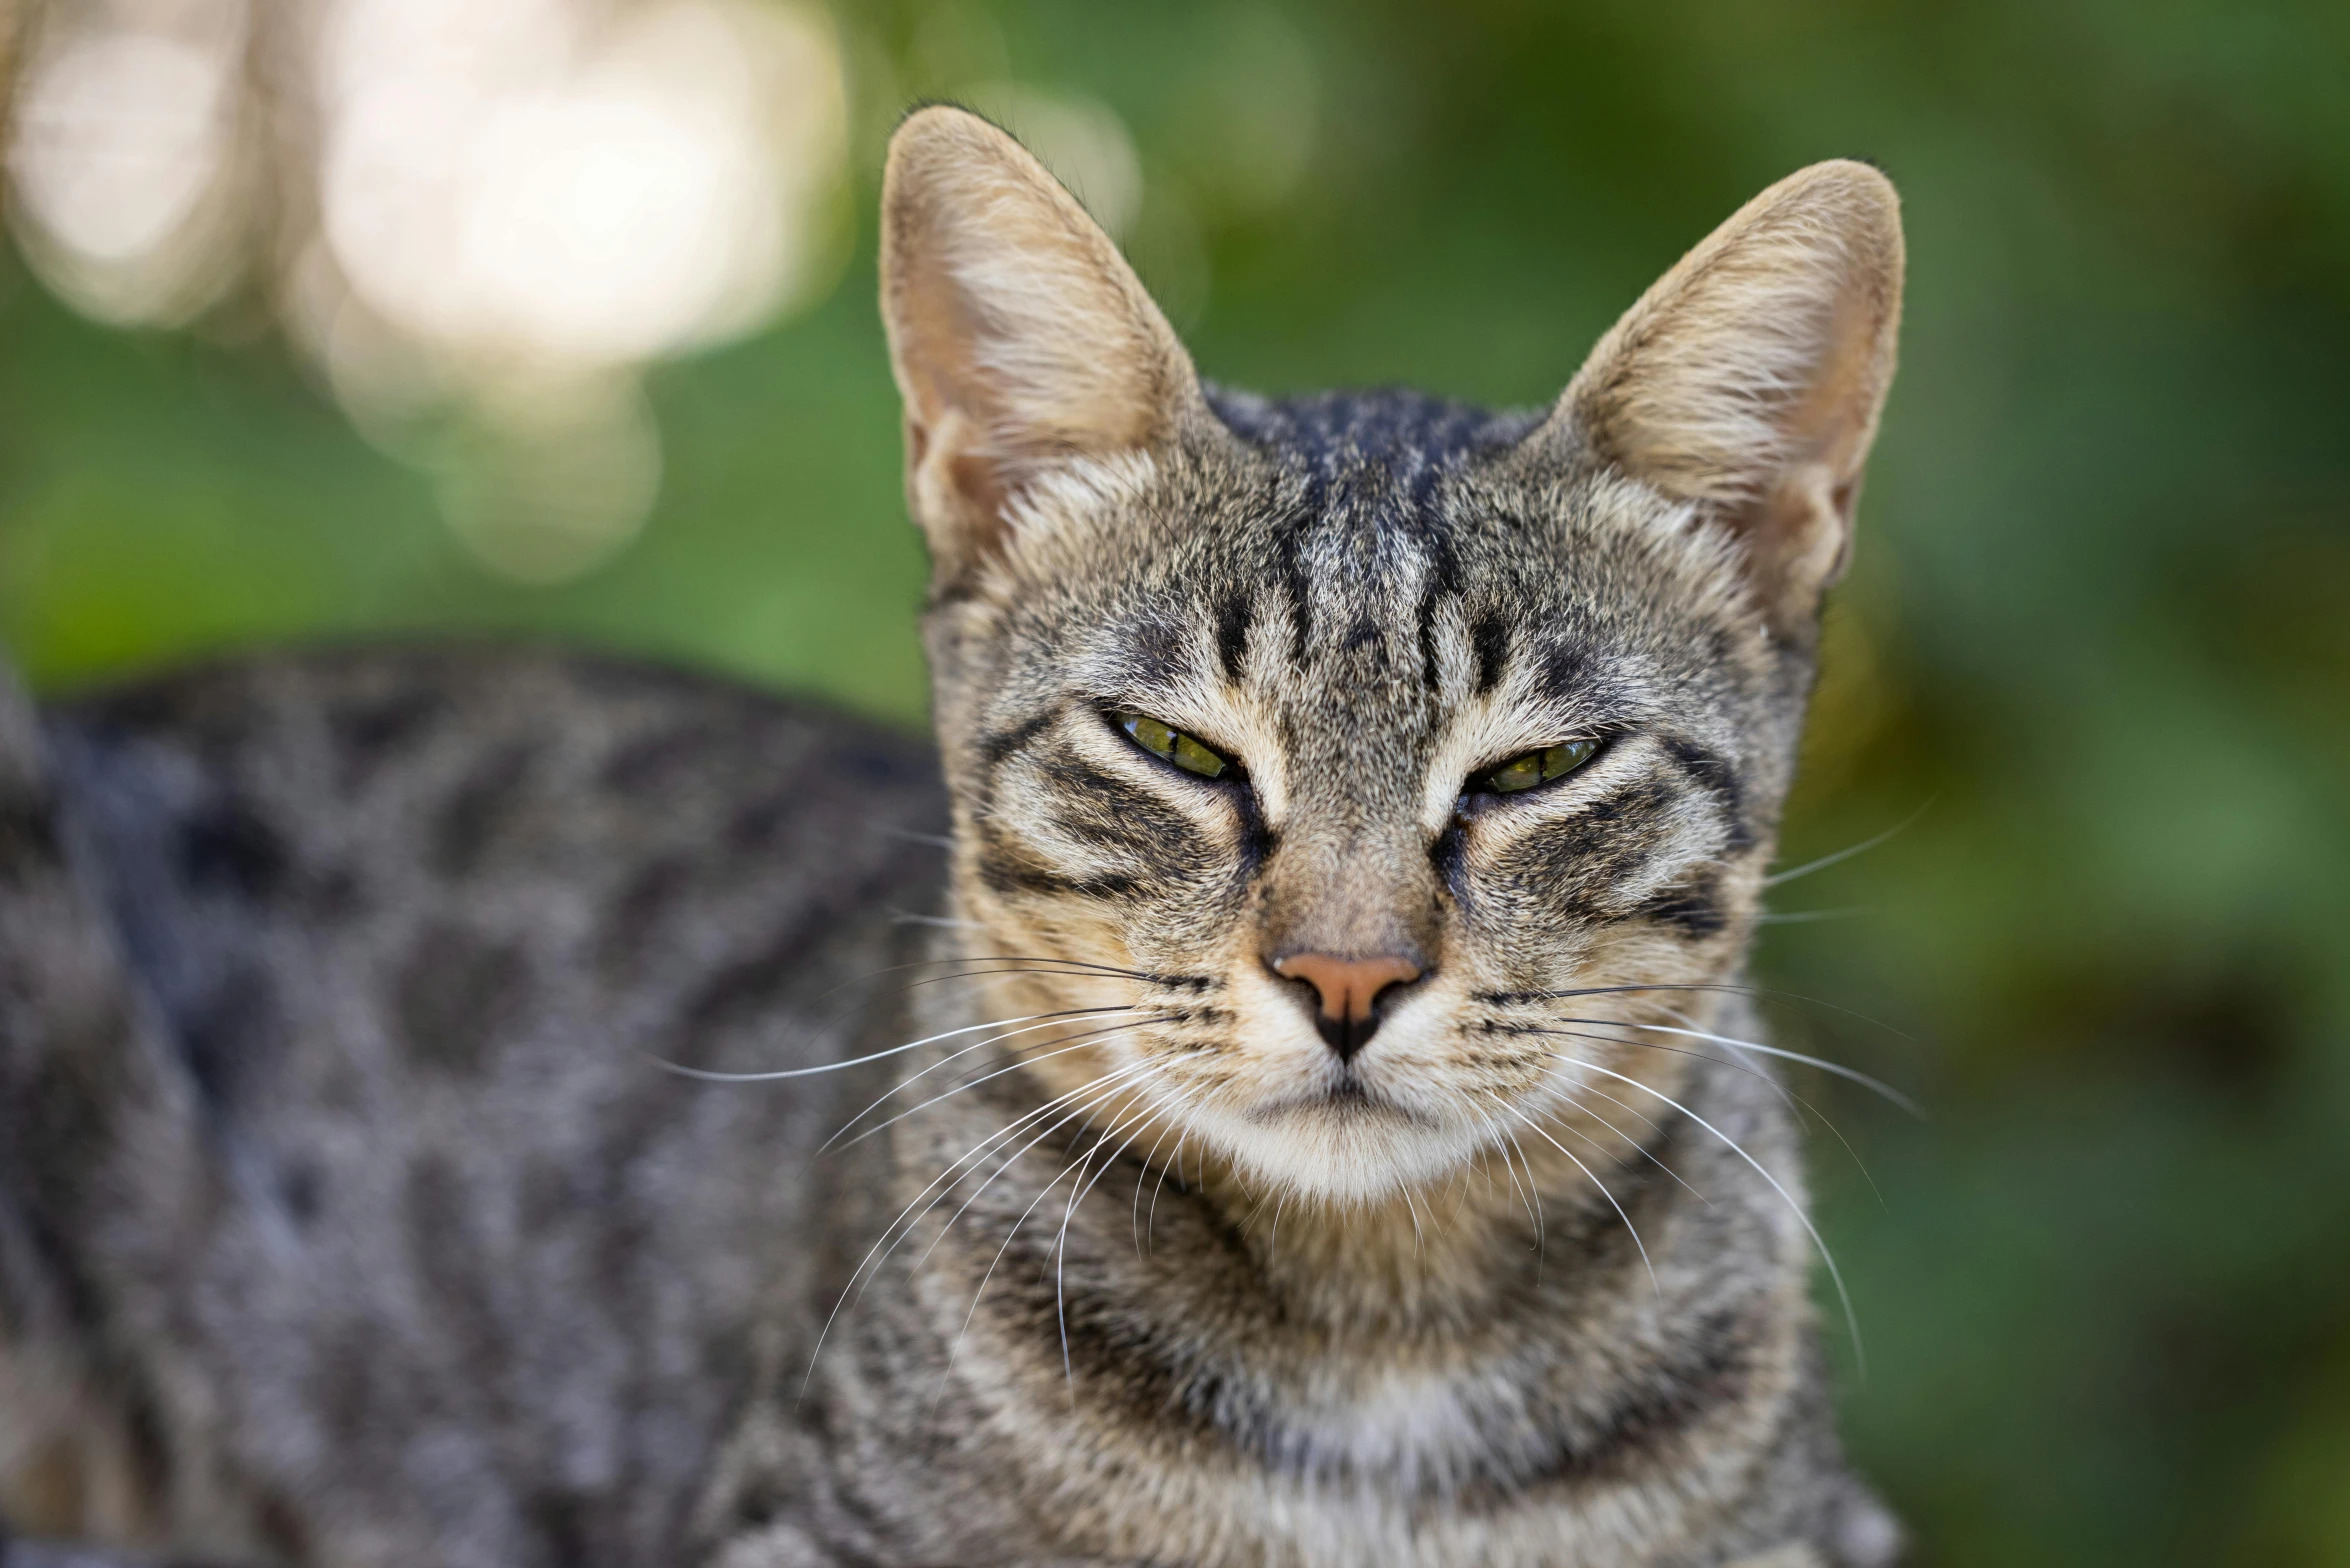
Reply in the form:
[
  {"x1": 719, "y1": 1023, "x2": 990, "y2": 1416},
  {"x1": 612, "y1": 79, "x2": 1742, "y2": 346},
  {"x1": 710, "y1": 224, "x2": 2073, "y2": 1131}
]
[{"x1": 1270, "y1": 952, "x2": 1425, "y2": 1061}]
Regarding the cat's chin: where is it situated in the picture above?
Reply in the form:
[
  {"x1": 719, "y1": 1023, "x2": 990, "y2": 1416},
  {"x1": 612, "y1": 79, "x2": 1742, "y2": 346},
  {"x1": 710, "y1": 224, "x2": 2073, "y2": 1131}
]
[{"x1": 1187, "y1": 1095, "x2": 1489, "y2": 1205}]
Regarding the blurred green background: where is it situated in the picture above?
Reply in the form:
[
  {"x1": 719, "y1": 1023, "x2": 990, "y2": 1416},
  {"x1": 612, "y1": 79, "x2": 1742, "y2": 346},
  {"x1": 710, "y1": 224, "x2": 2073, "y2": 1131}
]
[{"x1": 5, "y1": 1, "x2": 2349, "y2": 1562}]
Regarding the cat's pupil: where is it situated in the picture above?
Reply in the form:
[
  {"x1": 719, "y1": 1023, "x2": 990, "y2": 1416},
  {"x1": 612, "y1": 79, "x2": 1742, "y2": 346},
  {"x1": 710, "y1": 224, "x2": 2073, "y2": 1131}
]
[
  {"x1": 1478, "y1": 738, "x2": 1598, "y2": 795},
  {"x1": 1117, "y1": 711, "x2": 1231, "y2": 780}
]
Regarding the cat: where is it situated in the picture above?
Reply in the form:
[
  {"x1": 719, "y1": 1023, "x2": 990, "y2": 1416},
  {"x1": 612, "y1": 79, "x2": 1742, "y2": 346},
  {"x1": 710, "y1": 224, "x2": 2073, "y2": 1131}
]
[{"x1": 0, "y1": 105, "x2": 1906, "y2": 1567}]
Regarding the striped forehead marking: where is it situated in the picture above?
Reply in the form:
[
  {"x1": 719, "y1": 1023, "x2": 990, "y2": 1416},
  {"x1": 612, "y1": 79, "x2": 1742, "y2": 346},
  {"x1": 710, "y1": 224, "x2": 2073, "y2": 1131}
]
[{"x1": 1205, "y1": 386, "x2": 1540, "y2": 689}]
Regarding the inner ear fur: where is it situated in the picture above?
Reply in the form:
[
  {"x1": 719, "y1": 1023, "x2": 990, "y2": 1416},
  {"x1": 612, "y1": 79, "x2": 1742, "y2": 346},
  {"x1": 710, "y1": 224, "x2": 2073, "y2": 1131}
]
[
  {"x1": 880, "y1": 105, "x2": 1202, "y2": 586},
  {"x1": 1543, "y1": 160, "x2": 1905, "y2": 636}
]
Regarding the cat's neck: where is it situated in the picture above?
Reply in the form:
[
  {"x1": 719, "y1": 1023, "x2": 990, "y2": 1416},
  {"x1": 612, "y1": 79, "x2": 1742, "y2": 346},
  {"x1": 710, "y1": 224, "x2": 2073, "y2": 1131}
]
[{"x1": 1182, "y1": 1155, "x2": 1631, "y2": 1333}]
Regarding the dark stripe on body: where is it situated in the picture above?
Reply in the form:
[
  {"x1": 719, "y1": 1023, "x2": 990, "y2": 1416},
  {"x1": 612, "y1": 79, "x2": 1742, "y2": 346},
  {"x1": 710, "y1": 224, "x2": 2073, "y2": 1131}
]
[
  {"x1": 1454, "y1": 1307, "x2": 1766, "y2": 1505},
  {"x1": 1416, "y1": 585, "x2": 1445, "y2": 694},
  {"x1": 432, "y1": 742, "x2": 534, "y2": 879}
]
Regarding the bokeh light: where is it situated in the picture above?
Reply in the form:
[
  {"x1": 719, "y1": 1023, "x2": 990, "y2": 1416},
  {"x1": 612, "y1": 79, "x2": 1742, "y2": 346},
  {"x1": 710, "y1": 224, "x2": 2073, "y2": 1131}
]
[
  {"x1": 7, "y1": 0, "x2": 251, "y2": 325},
  {"x1": 8, "y1": 0, "x2": 849, "y2": 581},
  {"x1": 314, "y1": 0, "x2": 844, "y2": 369}
]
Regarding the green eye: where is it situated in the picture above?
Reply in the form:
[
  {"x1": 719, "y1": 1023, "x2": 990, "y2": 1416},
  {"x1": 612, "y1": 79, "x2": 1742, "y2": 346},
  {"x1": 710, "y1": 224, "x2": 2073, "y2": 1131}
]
[
  {"x1": 1115, "y1": 712, "x2": 1234, "y2": 780},
  {"x1": 1475, "y1": 738, "x2": 1599, "y2": 795}
]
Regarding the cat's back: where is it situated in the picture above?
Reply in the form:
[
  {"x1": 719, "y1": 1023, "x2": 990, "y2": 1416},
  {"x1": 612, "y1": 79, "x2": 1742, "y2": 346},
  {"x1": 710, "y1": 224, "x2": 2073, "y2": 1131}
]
[
  {"x1": 4, "y1": 648, "x2": 945, "y2": 1565},
  {"x1": 45, "y1": 646, "x2": 949, "y2": 1096}
]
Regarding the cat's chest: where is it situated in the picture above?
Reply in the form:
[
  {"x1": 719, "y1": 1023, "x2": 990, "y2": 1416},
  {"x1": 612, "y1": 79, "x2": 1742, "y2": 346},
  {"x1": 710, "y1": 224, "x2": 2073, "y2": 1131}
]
[{"x1": 814, "y1": 1315, "x2": 1693, "y2": 1567}]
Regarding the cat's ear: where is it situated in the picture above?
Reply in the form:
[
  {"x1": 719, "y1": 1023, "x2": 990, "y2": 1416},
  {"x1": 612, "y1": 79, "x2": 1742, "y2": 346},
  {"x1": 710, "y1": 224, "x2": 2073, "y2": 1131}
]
[
  {"x1": 1539, "y1": 161, "x2": 1904, "y2": 636},
  {"x1": 880, "y1": 105, "x2": 1201, "y2": 586}
]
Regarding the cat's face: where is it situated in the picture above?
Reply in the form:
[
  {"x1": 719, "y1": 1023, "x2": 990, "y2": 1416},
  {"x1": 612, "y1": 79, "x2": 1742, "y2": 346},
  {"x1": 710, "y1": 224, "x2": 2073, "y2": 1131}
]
[
  {"x1": 883, "y1": 108, "x2": 1900, "y2": 1203},
  {"x1": 925, "y1": 423, "x2": 1799, "y2": 1200}
]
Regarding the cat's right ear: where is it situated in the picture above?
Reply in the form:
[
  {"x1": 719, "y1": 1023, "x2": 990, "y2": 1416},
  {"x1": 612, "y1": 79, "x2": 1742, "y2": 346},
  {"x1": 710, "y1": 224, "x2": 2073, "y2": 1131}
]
[{"x1": 880, "y1": 105, "x2": 1201, "y2": 588}]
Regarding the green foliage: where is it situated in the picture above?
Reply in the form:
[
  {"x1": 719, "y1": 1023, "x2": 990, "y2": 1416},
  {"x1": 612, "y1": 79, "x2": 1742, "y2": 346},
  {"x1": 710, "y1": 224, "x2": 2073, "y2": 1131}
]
[{"x1": 5, "y1": 2, "x2": 2348, "y2": 1561}]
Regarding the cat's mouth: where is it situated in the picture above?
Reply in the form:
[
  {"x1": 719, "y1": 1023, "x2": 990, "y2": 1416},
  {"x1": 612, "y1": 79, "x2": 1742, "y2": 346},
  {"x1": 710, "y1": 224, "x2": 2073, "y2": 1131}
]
[{"x1": 1249, "y1": 1073, "x2": 1431, "y2": 1125}]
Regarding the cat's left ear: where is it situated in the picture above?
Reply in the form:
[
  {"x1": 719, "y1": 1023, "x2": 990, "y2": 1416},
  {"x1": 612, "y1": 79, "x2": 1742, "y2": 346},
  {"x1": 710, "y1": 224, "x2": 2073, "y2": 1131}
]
[
  {"x1": 880, "y1": 105, "x2": 1203, "y2": 588},
  {"x1": 1536, "y1": 161, "x2": 1905, "y2": 637}
]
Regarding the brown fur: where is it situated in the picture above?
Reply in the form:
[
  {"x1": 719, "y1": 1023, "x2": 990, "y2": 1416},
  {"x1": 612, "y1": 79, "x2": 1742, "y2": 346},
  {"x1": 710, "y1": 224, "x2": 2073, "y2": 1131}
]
[
  {"x1": 0, "y1": 106, "x2": 1905, "y2": 1567},
  {"x1": 697, "y1": 107, "x2": 1908, "y2": 1565}
]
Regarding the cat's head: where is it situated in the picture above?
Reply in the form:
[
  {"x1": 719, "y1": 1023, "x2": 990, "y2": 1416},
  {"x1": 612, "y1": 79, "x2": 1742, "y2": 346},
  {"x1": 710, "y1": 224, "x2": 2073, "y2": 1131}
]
[{"x1": 881, "y1": 106, "x2": 1901, "y2": 1204}]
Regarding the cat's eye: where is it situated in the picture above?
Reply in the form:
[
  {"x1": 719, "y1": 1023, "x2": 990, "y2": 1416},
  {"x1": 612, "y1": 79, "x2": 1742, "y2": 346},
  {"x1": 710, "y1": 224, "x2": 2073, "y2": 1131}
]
[
  {"x1": 1470, "y1": 738, "x2": 1599, "y2": 796},
  {"x1": 1114, "y1": 711, "x2": 1235, "y2": 780}
]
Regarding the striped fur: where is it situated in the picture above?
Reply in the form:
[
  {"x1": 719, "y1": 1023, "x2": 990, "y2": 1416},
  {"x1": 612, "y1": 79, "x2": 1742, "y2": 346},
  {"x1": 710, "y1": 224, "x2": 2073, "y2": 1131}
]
[
  {"x1": 700, "y1": 107, "x2": 1909, "y2": 1564},
  {"x1": 0, "y1": 106, "x2": 1905, "y2": 1567}
]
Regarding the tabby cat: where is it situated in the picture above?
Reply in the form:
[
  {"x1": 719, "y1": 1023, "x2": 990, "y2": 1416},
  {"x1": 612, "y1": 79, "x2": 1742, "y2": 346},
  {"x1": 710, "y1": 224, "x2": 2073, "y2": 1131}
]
[{"x1": 0, "y1": 106, "x2": 1905, "y2": 1566}]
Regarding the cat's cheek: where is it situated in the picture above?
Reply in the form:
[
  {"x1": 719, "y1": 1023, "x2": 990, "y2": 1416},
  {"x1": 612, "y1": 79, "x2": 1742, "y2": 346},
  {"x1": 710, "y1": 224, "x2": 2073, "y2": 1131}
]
[
  {"x1": 1443, "y1": 818, "x2": 1605, "y2": 955},
  {"x1": 978, "y1": 765, "x2": 1240, "y2": 908}
]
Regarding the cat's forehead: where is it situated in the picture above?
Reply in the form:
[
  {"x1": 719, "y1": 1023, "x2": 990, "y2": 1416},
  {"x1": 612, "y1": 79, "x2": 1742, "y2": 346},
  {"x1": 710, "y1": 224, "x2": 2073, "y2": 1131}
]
[
  {"x1": 1010, "y1": 384, "x2": 1755, "y2": 741},
  {"x1": 1203, "y1": 386, "x2": 1543, "y2": 476},
  {"x1": 1037, "y1": 393, "x2": 1743, "y2": 736},
  {"x1": 1190, "y1": 387, "x2": 1550, "y2": 601},
  {"x1": 1171, "y1": 388, "x2": 1660, "y2": 646}
]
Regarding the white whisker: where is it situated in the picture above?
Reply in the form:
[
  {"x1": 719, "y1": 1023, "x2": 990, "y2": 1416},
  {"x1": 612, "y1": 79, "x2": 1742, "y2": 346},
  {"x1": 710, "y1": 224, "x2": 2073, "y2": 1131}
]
[
  {"x1": 822, "y1": 1009, "x2": 1160, "y2": 1148},
  {"x1": 1560, "y1": 1012, "x2": 1919, "y2": 1116},
  {"x1": 1505, "y1": 981, "x2": 1907, "y2": 1037},
  {"x1": 1541, "y1": 1016, "x2": 1891, "y2": 1207},
  {"x1": 1491, "y1": 1093, "x2": 1658, "y2": 1297},
  {"x1": 1130, "y1": 1090, "x2": 1196, "y2": 1257},
  {"x1": 873, "y1": 827, "x2": 956, "y2": 849},
  {"x1": 1548, "y1": 1053, "x2": 1864, "y2": 1373},
  {"x1": 1762, "y1": 803, "x2": 1928, "y2": 887},
  {"x1": 1521, "y1": 1022, "x2": 1807, "y2": 1119},
  {"x1": 825, "y1": 1016, "x2": 1174, "y2": 1152},
  {"x1": 800, "y1": 1057, "x2": 1159, "y2": 1394},
  {"x1": 1462, "y1": 1097, "x2": 1544, "y2": 1261},
  {"x1": 1144, "y1": 1120, "x2": 1193, "y2": 1257},
  {"x1": 747, "y1": 952, "x2": 1174, "y2": 1065},
  {"x1": 655, "y1": 1007, "x2": 1130, "y2": 1084},
  {"x1": 930, "y1": 1070, "x2": 1176, "y2": 1405},
  {"x1": 1051, "y1": 1080, "x2": 1190, "y2": 1390},
  {"x1": 899, "y1": 1061, "x2": 1165, "y2": 1286},
  {"x1": 1553, "y1": 1083, "x2": 1713, "y2": 1206}
]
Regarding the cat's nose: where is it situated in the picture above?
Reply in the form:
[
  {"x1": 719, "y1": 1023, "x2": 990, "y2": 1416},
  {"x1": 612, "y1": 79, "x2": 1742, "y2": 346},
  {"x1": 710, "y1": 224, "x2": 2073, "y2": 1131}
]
[{"x1": 1269, "y1": 951, "x2": 1425, "y2": 1062}]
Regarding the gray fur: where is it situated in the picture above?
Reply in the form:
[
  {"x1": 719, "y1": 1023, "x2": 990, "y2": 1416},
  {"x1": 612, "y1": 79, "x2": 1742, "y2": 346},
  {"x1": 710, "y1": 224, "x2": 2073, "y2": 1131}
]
[
  {"x1": 3, "y1": 123, "x2": 1904, "y2": 1566},
  {"x1": 1, "y1": 653, "x2": 945, "y2": 1565}
]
